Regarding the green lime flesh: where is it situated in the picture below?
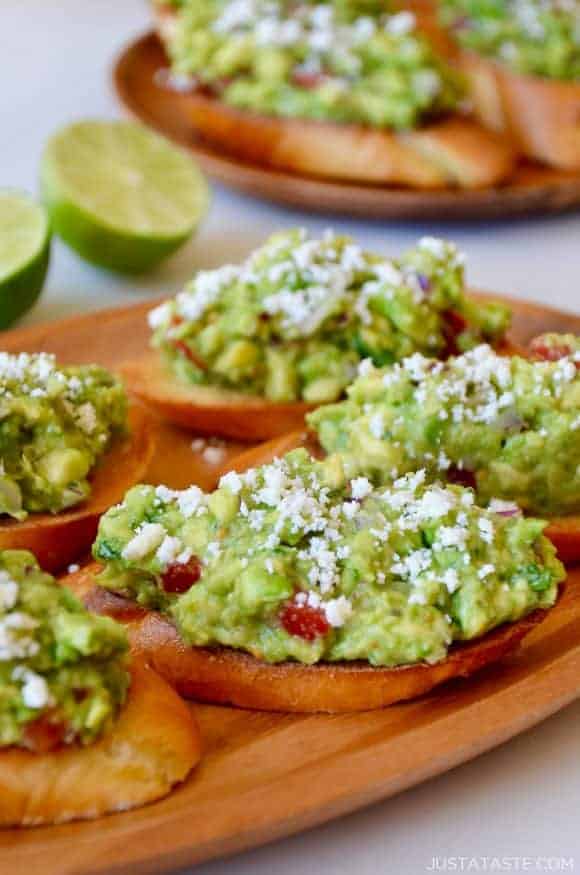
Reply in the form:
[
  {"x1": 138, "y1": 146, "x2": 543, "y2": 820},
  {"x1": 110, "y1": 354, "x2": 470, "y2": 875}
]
[
  {"x1": 41, "y1": 120, "x2": 210, "y2": 274},
  {"x1": 0, "y1": 191, "x2": 50, "y2": 328}
]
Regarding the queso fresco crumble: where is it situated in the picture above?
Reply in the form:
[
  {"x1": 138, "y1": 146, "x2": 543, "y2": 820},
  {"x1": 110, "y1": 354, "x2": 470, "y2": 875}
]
[
  {"x1": 93, "y1": 449, "x2": 562, "y2": 667},
  {"x1": 148, "y1": 229, "x2": 510, "y2": 404}
]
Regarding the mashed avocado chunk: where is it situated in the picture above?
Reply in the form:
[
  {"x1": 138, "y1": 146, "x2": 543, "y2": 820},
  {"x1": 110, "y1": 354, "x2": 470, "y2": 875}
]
[
  {"x1": 0, "y1": 550, "x2": 129, "y2": 750},
  {"x1": 310, "y1": 339, "x2": 580, "y2": 515},
  {"x1": 161, "y1": 0, "x2": 464, "y2": 129},
  {"x1": 440, "y1": 0, "x2": 580, "y2": 80},
  {"x1": 94, "y1": 449, "x2": 561, "y2": 666},
  {"x1": 148, "y1": 230, "x2": 510, "y2": 404},
  {"x1": 0, "y1": 353, "x2": 128, "y2": 519}
]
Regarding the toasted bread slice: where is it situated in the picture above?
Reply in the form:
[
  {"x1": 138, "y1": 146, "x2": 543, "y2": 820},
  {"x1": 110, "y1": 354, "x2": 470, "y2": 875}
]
[
  {"x1": 154, "y1": 7, "x2": 514, "y2": 189},
  {"x1": 175, "y1": 91, "x2": 515, "y2": 189},
  {"x1": 0, "y1": 406, "x2": 155, "y2": 572},
  {"x1": 121, "y1": 355, "x2": 314, "y2": 441},
  {"x1": 221, "y1": 430, "x2": 580, "y2": 563},
  {"x1": 64, "y1": 565, "x2": 548, "y2": 713},
  {"x1": 459, "y1": 51, "x2": 580, "y2": 171},
  {"x1": 0, "y1": 662, "x2": 201, "y2": 827}
]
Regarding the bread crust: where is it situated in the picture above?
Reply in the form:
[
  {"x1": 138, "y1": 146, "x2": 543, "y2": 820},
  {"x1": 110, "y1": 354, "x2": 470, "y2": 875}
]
[
  {"x1": 154, "y1": 8, "x2": 515, "y2": 189},
  {"x1": 0, "y1": 662, "x2": 201, "y2": 827},
  {"x1": 459, "y1": 51, "x2": 580, "y2": 171},
  {"x1": 175, "y1": 91, "x2": 515, "y2": 189},
  {"x1": 121, "y1": 355, "x2": 315, "y2": 441},
  {"x1": 64, "y1": 565, "x2": 549, "y2": 714},
  {"x1": 0, "y1": 406, "x2": 155, "y2": 572}
]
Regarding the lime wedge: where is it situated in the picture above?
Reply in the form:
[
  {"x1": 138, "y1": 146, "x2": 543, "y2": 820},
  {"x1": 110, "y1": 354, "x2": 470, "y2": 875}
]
[
  {"x1": 41, "y1": 120, "x2": 210, "y2": 274},
  {"x1": 0, "y1": 192, "x2": 50, "y2": 329}
]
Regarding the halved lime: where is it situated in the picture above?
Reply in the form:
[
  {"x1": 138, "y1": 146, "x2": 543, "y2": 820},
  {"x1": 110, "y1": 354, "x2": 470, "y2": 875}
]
[
  {"x1": 0, "y1": 192, "x2": 50, "y2": 329},
  {"x1": 41, "y1": 120, "x2": 210, "y2": 274}
]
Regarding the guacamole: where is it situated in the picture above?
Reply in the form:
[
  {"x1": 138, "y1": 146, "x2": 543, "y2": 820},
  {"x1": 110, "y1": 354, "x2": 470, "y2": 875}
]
[
  {"x1": 160, "y1": 0, "x2": 464, "y2": 129},
  {"x1": 310, "y1": 339, "x2": 580, "y2": 516},
  {"x1": 0, "y1": 353, "x2": 128, "y2": 520},
  {"x1": 94, "y1": 449, "x2": 562, "y2": 666},
  {"x1": 148, "y1": 230, "x2": 510, "y2": 404},
  {"x1": 0, "y1": 550, "x2": 129, "y2": 750},
  {"x1": 440, "y1": 0, "x2": 580, "y2": 81}
]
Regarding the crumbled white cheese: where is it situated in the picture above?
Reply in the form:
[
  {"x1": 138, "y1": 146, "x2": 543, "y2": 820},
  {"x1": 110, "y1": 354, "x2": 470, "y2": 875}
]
[
  {"x1": 12, "y1": 666, "x2": 51, "y2": 710},
  {"x1": 203, "y1": 445, "x2": 226, "y2": 465},
  {"x1": 385, "y1": 10, "x2": 415, "y2": 35},
  {"x1": 358, "y1": 358, "x2": 374, "y2": 378},
  {"x1": 0, "y1": 571, "x2": 19, "y2": 611},
  {"x1": 0, "y1": 612, "x2": 40, "y2": 661},
  {"x1": 220, "y1": 471, "x2": 243, "y2": 494},
  {"x1": 148, "y1": 301, "x2": 172, "y2": 330},
  {"x1": 478, "y1": 518, "x2": 494, "y2": 544},
  {"x1": 76, "y1": 402, "x2": 97, "y2": 435},
  {"x1": 122, "y1": 523, "x2": 166, "y2": 561},
  {"x1": 156, "y1": 535, "x2": 191, "y2": 568},
  {"x1": 351, "y1": 477, "x2": 372, "y2": 500},
  {"x1": 441, "y1": 569, "x2": 459, "y2": 594},
  {"x1": 488, "y1": 498, "x2": 520, "y2": 515},
  {"x1": 478, "y1": 564, "x2": 495, "y2": 580},
  {"x1": 324, "y1": 595, "x2": 353, "y2": 628}
]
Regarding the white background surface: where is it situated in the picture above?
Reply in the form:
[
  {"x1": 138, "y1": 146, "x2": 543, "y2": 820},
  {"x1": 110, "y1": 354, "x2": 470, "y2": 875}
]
[{"x1": 2, "y1": 2, "x2": 580, "y2": 873}]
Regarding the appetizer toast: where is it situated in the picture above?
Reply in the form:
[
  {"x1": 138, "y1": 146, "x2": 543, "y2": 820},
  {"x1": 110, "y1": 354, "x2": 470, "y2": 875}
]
[
  {"x1": 438, "y1": 0, "x2": 580, "y2": 170},
  {"x1": 0, "y1": 552, "x2": 200, "y2": 826},
  {"x1": 63, "y1": 446, "x2": 564, "y2": 714},
  {"x1": 129, "y1": 231, "x2": 512, "y2": 438},
  {"x1": 66, "y1": 564, "x2": 547, "y2": 713},
  {"x1": 154, "y1": 4, "x2": 515, "y2": 189},
  {"x1": 1, "y1": 663, "x2": 200, "y2": 827}
]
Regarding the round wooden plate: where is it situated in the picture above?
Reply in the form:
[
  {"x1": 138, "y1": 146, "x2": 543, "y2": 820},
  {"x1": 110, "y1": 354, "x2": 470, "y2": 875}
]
[
  {"x1": 113, "y1": 32, "x2": 580, "y2": 221},
  {"x1": 2, "y1": 296, "x2": 580, "y2": 873}
]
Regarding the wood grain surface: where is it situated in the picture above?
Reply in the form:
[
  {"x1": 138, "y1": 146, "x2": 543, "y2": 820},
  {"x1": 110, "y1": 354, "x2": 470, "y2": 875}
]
[
  {"x1": 0, "y1": 295, "x2": 579, "y2": 874},
  {"x1": 113, "y1": 32, "x2": 580, "y2": 221}
]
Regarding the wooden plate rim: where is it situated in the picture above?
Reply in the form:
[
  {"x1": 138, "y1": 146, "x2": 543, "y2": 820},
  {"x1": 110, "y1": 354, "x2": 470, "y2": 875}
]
[{"x1": 112, "y1": 31, "x2": 580, "y2": 221}]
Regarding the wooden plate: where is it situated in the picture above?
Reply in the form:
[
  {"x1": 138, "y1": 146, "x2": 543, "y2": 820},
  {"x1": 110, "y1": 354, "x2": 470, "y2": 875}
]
[
  {"x1": 113, "y1": 32, "x2": 580, "y2": 221},
  {"x1": 1, "y1": 295, "x2": 580, "y2": 873}
]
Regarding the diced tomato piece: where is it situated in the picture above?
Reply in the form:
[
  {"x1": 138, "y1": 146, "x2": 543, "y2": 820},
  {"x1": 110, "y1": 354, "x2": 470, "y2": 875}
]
[
  {"x1": 529, "y1": 336, "x2": 577, "y2": 365},
  {"x1": 442, "y1": 309, "x2": 468, "y2": 357},
  {"x1": 172, "y1": 339, "x2": 208, "y2": 371},
  {"x1": 23, "y1": 713, "x2": 67, "y2": 753},
  {"x1": 280, "y1": 597, "x2": 330, "y2": 641},
  {"x1": 161, "y1": 557, "x2": 202, "y2": 594},
  {"x1": 447, "y1": 465, "x2": 476, "y2": 490}
]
